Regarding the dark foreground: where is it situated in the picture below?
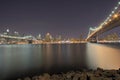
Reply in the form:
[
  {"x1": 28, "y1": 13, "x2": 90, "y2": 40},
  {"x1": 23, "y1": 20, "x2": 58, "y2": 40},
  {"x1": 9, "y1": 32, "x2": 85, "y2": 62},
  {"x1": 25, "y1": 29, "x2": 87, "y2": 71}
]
[{"x1": 17, "y1": 68, "x2": 120, "y2": 80}]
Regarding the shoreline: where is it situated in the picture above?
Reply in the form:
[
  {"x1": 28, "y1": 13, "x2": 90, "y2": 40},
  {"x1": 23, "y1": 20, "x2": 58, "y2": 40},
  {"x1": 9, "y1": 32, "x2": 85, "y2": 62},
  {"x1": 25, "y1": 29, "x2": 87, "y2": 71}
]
[{"x1": 17, "y1": 68, "x2": 120, "y2": 80}]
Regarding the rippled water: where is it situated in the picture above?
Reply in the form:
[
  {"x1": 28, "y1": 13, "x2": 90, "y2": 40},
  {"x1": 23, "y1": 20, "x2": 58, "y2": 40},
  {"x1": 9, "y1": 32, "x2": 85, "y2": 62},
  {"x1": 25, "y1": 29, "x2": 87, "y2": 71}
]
[{"x1": 0, "y1": 43, "x2": 120, "y2": 80}]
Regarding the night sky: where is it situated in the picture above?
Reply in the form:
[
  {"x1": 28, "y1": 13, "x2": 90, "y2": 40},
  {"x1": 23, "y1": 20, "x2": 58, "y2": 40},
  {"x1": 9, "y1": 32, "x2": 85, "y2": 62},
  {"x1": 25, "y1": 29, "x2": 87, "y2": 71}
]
[{"x1": 0, "y1": 0, "x2": 119, "y2": 38}]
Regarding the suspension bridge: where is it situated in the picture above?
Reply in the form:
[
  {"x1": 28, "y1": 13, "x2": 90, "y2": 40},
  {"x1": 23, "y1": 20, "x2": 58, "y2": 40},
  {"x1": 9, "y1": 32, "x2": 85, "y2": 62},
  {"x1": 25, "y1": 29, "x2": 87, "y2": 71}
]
[{"x1": 86, "y1": 1, "x2": 120, "y2": 42}]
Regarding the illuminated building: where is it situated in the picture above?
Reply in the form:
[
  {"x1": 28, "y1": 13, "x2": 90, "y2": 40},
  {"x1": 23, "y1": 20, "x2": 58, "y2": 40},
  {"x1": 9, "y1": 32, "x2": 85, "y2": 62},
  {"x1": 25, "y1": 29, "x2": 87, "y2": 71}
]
[
  {"x1": 36, "y1": 34, "x2": 42, "y2": 40},
  {"x1": 45, "y1": 33, "x2": 53, "y2": 42}
]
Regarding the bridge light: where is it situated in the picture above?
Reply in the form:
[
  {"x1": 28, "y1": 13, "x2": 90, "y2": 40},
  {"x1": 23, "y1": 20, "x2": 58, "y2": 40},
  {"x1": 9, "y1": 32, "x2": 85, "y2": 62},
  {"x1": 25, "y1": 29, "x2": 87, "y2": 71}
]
[
  {"x1": 104, "y1": 22, "x2": 108, "y2": 25},
  {"x1": 118, "y1": 2, "x2": 120, "y2": 5},
  {"x1": 101, "y1": 23, "x2": 104, "y2": 26},
  {"x1": 107, "y1": 17, "x2": 110, "y2": 20},
  {"x1": 109, "y1": 14, "x2": 112, "y2": 17},
  {"x1": 113, "y1": 14, "x2": 118, "y2": 18},
  {"x1": 109, "y1": 19, "x2": 112, "y2": 22},
  {"x1": 105, "y1": 19, "x2": 108, "y2": 22},
  {"x1": 115, "y1": 7, "x2": 117, "y2": 9},
  {"x1": 99, "y1": 26, "x2": 102, "y2": 28},
  {"x1": 105, "y1": 17, "x2": 109, "y2": 22},
  {"x1": 112, "y1": 11, "x2": 114, "y2": 14}
]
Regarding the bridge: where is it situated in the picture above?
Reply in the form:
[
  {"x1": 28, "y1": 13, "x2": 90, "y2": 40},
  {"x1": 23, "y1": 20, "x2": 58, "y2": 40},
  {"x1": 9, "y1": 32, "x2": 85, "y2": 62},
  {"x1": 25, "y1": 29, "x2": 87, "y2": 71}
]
[
  {"x1": 86, "y1": 1, "x2": 120, "y2": 42},
  {"x1": 0, "y1": 34, "x2": 34, "y2": 40},
  {"x1": 0, "y1": 33, "x2": 36, "y2": 44}
]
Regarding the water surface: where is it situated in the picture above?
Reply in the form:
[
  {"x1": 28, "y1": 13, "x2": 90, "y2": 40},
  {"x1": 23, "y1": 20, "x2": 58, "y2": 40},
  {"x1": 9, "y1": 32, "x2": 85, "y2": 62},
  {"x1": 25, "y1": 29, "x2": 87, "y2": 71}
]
[{"x1": 0, "y1": 43, "x2": 120, "y2": 80}]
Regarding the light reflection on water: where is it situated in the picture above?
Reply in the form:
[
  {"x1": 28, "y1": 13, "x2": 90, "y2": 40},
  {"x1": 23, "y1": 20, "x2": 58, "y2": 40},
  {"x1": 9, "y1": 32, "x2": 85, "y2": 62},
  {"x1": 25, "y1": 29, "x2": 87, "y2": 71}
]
[
  {"x1": 0, "y1": 43, "x2": 120, "y2": 80},
  {"x1": 86, "y1": 43, "x2": 120, "y2": 70}
]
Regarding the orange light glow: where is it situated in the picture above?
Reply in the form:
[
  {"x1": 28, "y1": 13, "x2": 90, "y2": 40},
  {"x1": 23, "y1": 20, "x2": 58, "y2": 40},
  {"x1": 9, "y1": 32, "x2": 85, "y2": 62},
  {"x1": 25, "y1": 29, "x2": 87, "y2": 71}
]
[{"x1": 113, "y1": 14, "x2": 118, "y2": 18}]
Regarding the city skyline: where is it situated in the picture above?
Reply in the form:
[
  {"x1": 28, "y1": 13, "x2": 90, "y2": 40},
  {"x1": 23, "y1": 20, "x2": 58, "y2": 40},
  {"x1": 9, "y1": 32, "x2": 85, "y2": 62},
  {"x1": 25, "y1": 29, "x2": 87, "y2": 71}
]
[{"x1": 0, "y1": 0, "x2": 119, "y2": 38}]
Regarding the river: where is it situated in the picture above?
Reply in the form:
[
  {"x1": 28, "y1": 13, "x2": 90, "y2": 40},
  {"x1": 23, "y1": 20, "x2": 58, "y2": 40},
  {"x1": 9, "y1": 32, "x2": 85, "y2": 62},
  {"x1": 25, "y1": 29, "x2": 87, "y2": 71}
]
[{"x1": 0, "y1": 43, "x2": 120, "y2": 80}]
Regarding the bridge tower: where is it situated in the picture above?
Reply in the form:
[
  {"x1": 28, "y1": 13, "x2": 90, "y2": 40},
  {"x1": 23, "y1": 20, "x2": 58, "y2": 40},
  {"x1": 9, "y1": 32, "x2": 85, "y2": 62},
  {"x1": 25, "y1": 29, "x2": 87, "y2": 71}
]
[
  {"x1": 86, "y1": 27, "x2": 98, "y2": 42},
  {"x1": 86, "y1": 1, "x2": 120, "y2": 42}
]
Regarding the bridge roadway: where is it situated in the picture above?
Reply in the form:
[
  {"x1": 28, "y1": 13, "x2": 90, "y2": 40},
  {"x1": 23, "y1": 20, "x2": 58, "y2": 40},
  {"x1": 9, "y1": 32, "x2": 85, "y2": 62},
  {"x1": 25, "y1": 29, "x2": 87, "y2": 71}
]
[{"x1": 86, "y1": 13, "x2": 120, "y2": 41}]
